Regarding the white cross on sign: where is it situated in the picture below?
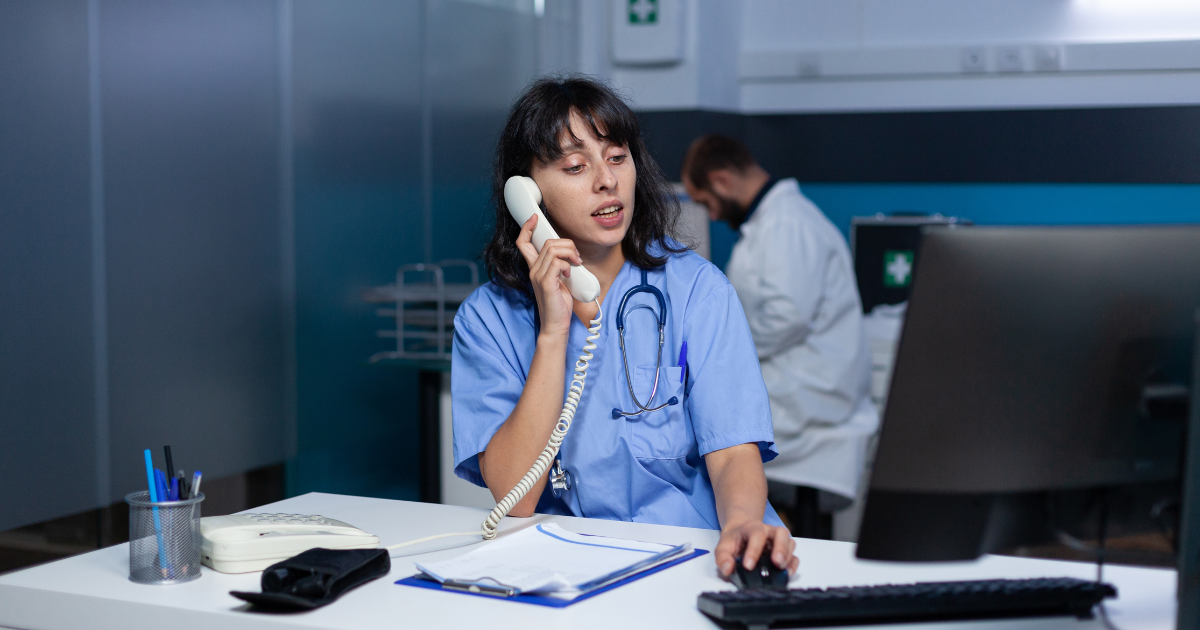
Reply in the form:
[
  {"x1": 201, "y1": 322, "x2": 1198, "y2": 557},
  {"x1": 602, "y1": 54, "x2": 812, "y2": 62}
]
[
  {"x1": 629, "y1": 0, "x2": 657, "y2": 24},
  {"x1": 884, "y1": 251, "x2": 913, "y2": 288}
]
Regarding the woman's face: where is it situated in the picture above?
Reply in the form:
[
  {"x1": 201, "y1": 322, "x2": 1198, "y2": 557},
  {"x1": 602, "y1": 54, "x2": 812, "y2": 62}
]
[{"x1": 529, "y1": 110, "x2": 635, "y2": 253}]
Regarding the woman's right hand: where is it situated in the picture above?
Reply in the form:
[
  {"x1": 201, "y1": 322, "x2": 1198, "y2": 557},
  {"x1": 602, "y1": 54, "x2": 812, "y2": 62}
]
[{"x1": 516, "y1": 213, "x2": 580, "y2": 340}]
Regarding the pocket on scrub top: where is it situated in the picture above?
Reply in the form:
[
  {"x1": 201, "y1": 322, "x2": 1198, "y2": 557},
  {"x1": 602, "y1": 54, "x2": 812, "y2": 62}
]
[{"x1": 626, "y1": 365, "x2": 689, "y2": 460}]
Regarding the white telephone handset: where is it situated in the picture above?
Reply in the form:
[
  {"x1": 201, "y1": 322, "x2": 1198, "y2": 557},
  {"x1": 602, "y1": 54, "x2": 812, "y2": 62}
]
[{"x1": 504, "y1": 176, "x2": 601, "y2": 303}]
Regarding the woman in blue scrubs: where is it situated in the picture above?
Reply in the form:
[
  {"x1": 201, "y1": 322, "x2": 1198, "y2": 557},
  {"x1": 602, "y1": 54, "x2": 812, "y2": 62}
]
[{"x1": 451, "y1": 77, "x2": 798, "y2": 577}]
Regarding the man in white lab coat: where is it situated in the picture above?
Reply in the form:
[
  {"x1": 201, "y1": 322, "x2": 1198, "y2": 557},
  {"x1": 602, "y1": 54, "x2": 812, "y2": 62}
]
[{"x1": 682, "y1": 135, "x2": 878, "y2": 539}]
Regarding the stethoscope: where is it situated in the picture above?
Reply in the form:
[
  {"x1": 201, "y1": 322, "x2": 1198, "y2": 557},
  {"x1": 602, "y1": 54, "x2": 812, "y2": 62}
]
[
  {"x1": 551, "y1": 268, "x2": 679, "y2": 499},
  {"x1": 611, "y1": 268, "x2": 679, "y2": 419}
]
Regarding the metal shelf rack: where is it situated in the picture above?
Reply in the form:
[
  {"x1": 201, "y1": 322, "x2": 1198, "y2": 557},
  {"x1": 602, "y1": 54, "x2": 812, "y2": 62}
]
[{"x1": 365, "y1": 259, "x2": 480, "y2": 363}]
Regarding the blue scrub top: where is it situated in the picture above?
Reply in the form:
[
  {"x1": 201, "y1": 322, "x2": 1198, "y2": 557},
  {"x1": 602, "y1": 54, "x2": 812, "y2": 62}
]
[{"x1": 451, "y1": 246, "x2": 784, "y2": 530}]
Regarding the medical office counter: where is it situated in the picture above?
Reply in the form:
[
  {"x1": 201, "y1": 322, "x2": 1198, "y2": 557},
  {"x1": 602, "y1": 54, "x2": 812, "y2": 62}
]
[{"x1": 0, "y1": 492, "x2": 1177, "y2": 630}]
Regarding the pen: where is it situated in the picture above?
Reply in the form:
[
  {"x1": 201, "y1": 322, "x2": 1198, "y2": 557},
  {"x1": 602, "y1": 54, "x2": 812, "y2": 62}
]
[
  {"x1": 169, "y1": 476, "x2": 179, "y2": 502},
  {"x1": 154, "y1": 468, "x2": 175, "y2": 576},
  {"x1": 143, "y1": 451, "x2": 158, "y2": 503},
  {"x1": 164, "y1": 446, "x2": 175, "y2": 486},
  {"x1": 155, "y1": 469, "x2": 169, "y2": 504},
  {"x1": 192, "y1": 471, "x2": 203, "y2": 498},
  {"x1": 678, "y1": 341, "x2": 688, "y2": 383},
  {"x1": 143, "y1": 450, "x2": 169, "y2": 576},
  {"x1": 442, "y1": 579, "x2": 518, "y2": 598}
]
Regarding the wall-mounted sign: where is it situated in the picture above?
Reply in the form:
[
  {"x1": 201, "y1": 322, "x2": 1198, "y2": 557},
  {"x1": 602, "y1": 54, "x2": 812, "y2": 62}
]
[{"x1": 611, "y1": 0, "x2": 684, "y2": 66}]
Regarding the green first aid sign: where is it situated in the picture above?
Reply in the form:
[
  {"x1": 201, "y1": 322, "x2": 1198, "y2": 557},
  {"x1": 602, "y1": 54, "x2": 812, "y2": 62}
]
[
  {"x1": 883, "y1": 250, "x2": 914, "y2": 288},
  {"x1": 629, "y1": 0, "x2": 658, "y2": 24}
]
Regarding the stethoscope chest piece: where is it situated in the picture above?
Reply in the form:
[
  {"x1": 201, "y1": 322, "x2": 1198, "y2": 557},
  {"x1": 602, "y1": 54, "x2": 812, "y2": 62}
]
[{"x1": 550, "y1": 458, "x2": 572, "y2": 499}]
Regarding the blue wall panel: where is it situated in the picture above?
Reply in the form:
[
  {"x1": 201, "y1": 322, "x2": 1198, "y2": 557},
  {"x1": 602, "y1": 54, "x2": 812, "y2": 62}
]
[
  {"x1": 0, "y1": 0, "x2": 97, "y2": 531},
  {"x1": 100, "y1": 0, "x2": 286, "y2": 500},
  {"x1": 288, "y1": 0, "x2": 424, "y2": 500}
]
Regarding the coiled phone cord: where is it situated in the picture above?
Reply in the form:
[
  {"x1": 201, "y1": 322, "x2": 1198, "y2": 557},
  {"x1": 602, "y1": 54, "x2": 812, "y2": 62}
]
[
  {"x1": 481, "y1": 301, "x2": 603, "y2": 540},
  {"x1": 384, "y1": 302, "x2": 603, "y2": 550}
]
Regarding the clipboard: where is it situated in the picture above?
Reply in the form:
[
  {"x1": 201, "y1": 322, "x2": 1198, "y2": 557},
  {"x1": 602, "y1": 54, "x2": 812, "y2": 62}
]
[{"x1": 395, "y1": 548, "x2": 709, "y2": 608}]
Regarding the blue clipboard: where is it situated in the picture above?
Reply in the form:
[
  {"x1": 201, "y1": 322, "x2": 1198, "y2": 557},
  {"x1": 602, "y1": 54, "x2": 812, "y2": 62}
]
[{"x1": 396, "y1": 548, "x2": 709, "y2": 608}]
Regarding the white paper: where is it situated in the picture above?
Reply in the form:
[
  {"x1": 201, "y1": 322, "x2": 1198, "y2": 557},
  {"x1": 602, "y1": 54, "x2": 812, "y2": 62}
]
[{"x1": 414, "y1": 523, "x2": 690, "y2": 595}]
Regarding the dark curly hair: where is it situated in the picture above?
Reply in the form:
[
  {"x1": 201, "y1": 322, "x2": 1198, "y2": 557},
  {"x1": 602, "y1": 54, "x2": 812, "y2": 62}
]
[{"x1": 483, "y1": 76, "x2": 685, "y2": 300}]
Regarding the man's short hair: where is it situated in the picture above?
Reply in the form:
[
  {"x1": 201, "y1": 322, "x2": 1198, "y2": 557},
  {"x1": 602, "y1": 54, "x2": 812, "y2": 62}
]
[{"x1": 682, "y1": 134, "x2": 757, "y2": 191}]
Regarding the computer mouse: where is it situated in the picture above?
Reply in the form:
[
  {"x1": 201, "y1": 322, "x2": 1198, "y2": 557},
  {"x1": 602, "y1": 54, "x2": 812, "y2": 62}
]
[{"x1": 732, "y1": 553, "x2": 789, "y2": 591}]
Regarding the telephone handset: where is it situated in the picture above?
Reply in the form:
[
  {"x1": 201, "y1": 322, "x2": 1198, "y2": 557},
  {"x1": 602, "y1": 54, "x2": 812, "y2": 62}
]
[{"x1": 503, "y1": 176, "x2": 601, "y2": 303}]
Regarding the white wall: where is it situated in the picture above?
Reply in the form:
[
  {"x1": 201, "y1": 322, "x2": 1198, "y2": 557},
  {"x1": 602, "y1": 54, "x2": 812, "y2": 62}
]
[{"x1": 570, "y1": 0, "x2": 1200, "y2": 112}]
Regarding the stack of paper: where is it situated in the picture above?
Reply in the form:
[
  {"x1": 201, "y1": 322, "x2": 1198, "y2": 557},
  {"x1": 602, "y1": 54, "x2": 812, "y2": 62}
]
[{"x1": 415, "y1": 523, "x2": 692, "y2": 600}]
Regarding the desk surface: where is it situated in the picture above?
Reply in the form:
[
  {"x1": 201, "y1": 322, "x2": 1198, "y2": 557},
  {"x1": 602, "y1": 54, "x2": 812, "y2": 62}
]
[{"x1": 0, "y1": 492, "x2": 1177, "y2": 630}]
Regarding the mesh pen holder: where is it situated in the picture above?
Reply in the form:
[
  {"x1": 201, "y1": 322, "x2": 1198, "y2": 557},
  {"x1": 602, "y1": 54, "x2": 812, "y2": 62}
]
[{"x1": 126, "y1": 491, "x2": 204, "y2": 584}]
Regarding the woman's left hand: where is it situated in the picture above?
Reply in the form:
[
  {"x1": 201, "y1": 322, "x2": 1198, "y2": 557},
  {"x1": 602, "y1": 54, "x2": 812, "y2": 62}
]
[{"x1": 714, "y1": 519, "x2": 799, "y2": 578}]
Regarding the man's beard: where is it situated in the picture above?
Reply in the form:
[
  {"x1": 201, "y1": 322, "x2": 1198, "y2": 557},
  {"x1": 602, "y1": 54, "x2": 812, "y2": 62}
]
[{"x1": 716, "y1": 195, "x2": 750, "y2": 231}]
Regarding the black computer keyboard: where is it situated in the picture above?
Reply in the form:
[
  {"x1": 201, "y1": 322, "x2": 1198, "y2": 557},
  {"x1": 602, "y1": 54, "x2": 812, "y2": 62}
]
[{"x1": 697, "y1": 577, "x2": 1117, "y2": 628}]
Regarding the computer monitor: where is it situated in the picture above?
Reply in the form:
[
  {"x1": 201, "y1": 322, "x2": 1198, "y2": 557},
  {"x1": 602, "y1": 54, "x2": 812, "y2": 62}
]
[{"x1": 854, "y1": 225, "x2": 1200, "y2": 626}]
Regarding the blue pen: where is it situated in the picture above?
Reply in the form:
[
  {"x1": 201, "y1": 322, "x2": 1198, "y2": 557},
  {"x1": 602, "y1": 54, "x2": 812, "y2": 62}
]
[
  {"x1": 155, "y1": 469, "x2": 175, "y2": 576},
  {"x1": 142, "y1": 450, "x2": 169, "y2": 577},
  {"x1": 169, "y1": 476, "x2": 179, "y2": 502},
  {"x1": 191, "y1": 471, "x2": 203, "y2": 498},
  {"x1": 155, "y1": 469, "x2": 169, "y2": 504},
  {"x1": 142, "y1": 450, "x2": 158, "y2": 503},
  {"x1": 678, "y1": 340, "x2": 688, "y2": 383}
]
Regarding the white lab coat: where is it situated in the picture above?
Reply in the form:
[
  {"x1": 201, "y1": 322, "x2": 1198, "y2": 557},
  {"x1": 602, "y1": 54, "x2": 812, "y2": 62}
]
[{"x1": 725, "y1": 179, "x2": 878, "y2": 500}]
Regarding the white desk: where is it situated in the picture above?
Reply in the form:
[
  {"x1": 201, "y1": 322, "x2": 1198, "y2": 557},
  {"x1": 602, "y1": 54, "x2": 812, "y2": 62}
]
[{"x1": 0, "y1": 492, "x2": 1177, "y2": 630}]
